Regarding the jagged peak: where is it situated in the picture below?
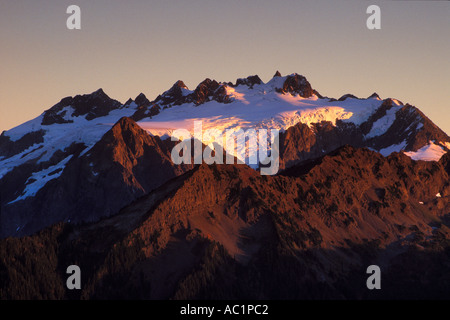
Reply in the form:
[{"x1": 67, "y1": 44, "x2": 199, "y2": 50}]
[
  {"x1": 196, "y1": 78, "x2": 219, "y2": 88},
  {"x1": 275, "y1": 73, "x2": 314, "y2": 98},
  {"x1": 135, "y1": 92, "x2": 147, "y2": 100},
  {"x1": 111, "y1": 117, "x2": 146, "y2": 136},
  {"x1": 273, "y1": 70, "x2": 282, "y2": 77},
  {"x1": 56, "y1": 88, "x2": 111, "y2": 105},
  {"x1": 162, "y1": 80, "x2": 190, "y2": 97},
  {"x1": 150, "y1": 80, "x2": 192, "y2": 107},
  {"x1": 123, "y1": 98, "x2": 134, "y2": 106},
  {"x1": 41, "y1": 88, "x2": 122, "y2": 125},
  {"x1": 189, "y1": 78, "x2": 225, "y2": 105},
  {"x1": 379, "y1": 98, "x2": 404, "y2": 107},
  {"x1": 192, "y1": 78, "x2": 220, "y2": 95},
  {"x1": 84, "y1": 88, "x2": 116, "y2": 102},
  {"x1": 235, "y1": 75, "x2": 262, "y2": 87},
  {"x1": 368, "y1": 92, "x2": 381, "y2": 100},
  {"x1": 92, "y1": 88, "x2": 106, "y2": 96},
  {"x1": 172, "y1": 80, "x2": 188, "y2": 90},
  {"x1": 135, "y1": 93, "x2": 151, "y2": 107},
  {"x1": 285, "y1": 73, "x2": 308, "y2": 82},
  {"x1": 115, "y1": 116, "x2": 137, "y2": 127}
]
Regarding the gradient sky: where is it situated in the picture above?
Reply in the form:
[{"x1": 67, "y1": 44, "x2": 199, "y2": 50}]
[{"x1": 1, "y1": 0, "x2": 449, "y2": 134}]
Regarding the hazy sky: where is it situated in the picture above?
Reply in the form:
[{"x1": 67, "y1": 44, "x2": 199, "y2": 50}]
[{"x1": 1, "y1": 0, "x2": 449, "y2": 133}]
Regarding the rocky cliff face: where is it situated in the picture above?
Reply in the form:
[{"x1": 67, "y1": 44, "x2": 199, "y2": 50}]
[
  {"x1": 276, "y1": 73, "x2": 314, "y2": 97},
  {"x1": 41, "y1": 89, "x2": 122, "y2": 125},
  {"x1": 278, "y1": 100, "x2": 450, "y2": 170},
  {"x1": 0, "y1": 130, "x2": 46, "y2": 159},
  {"x1": 0, "y1": 117, "x2": 193, "y2": 238},
  {"x1": 0, "y1": 146, "x2": 448, "y2": 299}
]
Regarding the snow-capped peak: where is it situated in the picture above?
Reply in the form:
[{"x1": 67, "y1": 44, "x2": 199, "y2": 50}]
[{"x1": 1, "y1": 71, "x2": 449, "y2": 187}]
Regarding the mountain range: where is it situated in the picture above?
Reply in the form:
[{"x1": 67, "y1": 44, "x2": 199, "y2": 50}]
[{"x1": 0, "y1": 72, "x2": 449, "y2": 299}]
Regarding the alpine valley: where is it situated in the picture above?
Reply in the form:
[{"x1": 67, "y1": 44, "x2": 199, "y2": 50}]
[{"x1": 0, "y1": 72, "x2": 449, "y2": 299}]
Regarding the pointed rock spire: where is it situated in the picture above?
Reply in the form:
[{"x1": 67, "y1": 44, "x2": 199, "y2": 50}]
[
  {"x1": 41, "y1": 88, "x2": 121, "y2": 125},
  {"x1": 277, "y1": 73, "x2": 313, "y2": 98},
  {"x1": 135, "y1": 93, "x2": 151, "y2": 107},
  {"x1": 123, "y1": 98, "x2": 134, "y2": 107},
  {"x1": 93, "y1": 88, "x2": 106, "y2": 96},
  {"x1": 368, "y1": 92, "x2": 381, "y2": 99}
]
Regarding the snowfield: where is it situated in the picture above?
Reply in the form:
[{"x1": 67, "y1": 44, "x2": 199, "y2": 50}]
[
  {"x1": 404, "y1": 141, "x2": 448, "y2": 161},
  {"x1": 138, "y1": 79, "x2": 384, "y2": 137}
]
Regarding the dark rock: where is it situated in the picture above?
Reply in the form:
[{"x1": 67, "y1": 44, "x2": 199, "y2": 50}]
[
  {"x1": 440, "y1": 151, "x2": 450, "y2": 174},
  {"x1": 276, "y1": 74, "x2": 314, "y2": 98},
  {"x1": 376, "y1": 104, "x2": 450, "y2": 152},
  {"x1": 0, "y1": 130, "x2": 46, "y2": 159},
  {"x1": 0, "y1": 117, "x2": 194, "y2": 238},
  {"x1": 235, "y1": 75, "x2": 262, "y2": 88},
  {"x1": 2, "y1": 144, "x2": 450, "y2": 299},
  {"x1": 155, "y1": 80, "x2": 189, "y2": 106},
  {"x1": 213, "y1": 85, "x2": 232, "y2": 104},
  {"x1": 359, "y1": 99, "x2": 397, "y2": 135},
  {"x1": 189, "y1": 79, "x2": 220, "y2": 105},
  {"x1": 123, "y1": 98, "x2": 134, "y2": 107},
  {"x1": 130, "y1": 104, "x2": 162, "y2": 121},
  {"x1": 41, "y1": 89, "x2": 122, "y2": 125},
  {"x1": 135, "y1": 93, "x2": 151, "y2": 107},
  {"x1": 338, "y1": 94, "x2": 359, "y2": 101},
  {"x1": 279, "y1": 120, "x2": 364, "y2": 170}
]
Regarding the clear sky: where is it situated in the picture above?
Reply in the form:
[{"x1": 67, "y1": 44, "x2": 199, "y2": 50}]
[{"x1": 1, "y1": 0, "x2": 449, "y2": 134}]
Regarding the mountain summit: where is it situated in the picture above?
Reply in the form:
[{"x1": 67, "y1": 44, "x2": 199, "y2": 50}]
[
  {"x1": 0, "y1": 72, "x2": 449, "y2": 238},
  {"x1": 41, "y1": 88, "x2": 122, "y2": 125}
]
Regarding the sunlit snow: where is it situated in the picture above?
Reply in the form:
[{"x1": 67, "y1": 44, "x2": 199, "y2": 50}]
[
  {"x1": 1, "y1": 75, "x2": 447, "y2": 202},
  {"x1": 404, "y1": 142, "x2": 447, "y2": 161}
]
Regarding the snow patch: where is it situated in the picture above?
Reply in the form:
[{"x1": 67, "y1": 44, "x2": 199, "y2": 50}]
[
  {"x1": 365, "y1": 106, "x2": 402, "y2": 138},
  {"x1": 180, "y1": 87, "x2": 193, "y2": 97},
  {"x1": 0, "y1": 143, "x2": 45, "y2": 180},
  {"x1": 3, "y1": 115, "x2": 45, "y2": 142},
  {"x1": 138, "y1": 83, "x2": 385, "y2": 146},
  {"x1": 7, "y1": 155, "x2": 73, "y2": 204},
  {"x1": 404, "y1": 142, "x2": 447, "y2": 161},
  {"x1": 378, "y1": 141, "x2": 407, "y2": 157},
  {"x1": 0, "y1": 105, "x2": 138, "y2": 179}
]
